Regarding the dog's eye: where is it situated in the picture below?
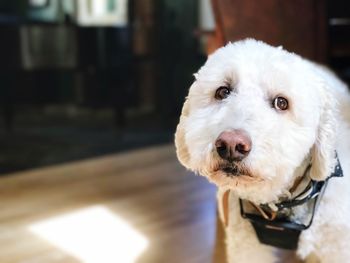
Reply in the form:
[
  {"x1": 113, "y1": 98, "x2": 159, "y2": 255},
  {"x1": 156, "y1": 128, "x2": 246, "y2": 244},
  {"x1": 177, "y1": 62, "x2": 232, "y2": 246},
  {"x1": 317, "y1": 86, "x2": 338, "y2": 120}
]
[
  {"x1": 215, "y1": 86, "x2": 231, "y2": 100},
  {"x1": 273, "y1": 96, "x2": 289, "y2": 111}
]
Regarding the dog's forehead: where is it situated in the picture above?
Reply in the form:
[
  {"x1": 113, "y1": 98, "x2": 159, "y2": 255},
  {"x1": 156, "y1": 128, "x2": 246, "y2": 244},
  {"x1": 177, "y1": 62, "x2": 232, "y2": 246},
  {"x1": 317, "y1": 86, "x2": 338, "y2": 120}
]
[
  {"x1": 191, "y1": 40, "x2": 318, "y2": 105},
  {"x1": 196, "y1": 40, "x2": 297, "y2": 84}
]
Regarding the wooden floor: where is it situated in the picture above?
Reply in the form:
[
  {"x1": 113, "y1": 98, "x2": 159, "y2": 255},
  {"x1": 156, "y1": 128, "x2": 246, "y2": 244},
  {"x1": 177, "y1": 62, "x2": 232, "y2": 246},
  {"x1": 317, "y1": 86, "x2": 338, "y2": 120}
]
[{"x1": 0, "y1": 144, "x2": 224, "y2": 263}]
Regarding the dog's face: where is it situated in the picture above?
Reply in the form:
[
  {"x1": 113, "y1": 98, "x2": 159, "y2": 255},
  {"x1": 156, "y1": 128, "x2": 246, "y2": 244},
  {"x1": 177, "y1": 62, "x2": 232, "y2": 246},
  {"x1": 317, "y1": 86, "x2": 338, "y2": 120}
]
[{"x1": 175, "y1": 39, "x2": 337, "y2": 204}]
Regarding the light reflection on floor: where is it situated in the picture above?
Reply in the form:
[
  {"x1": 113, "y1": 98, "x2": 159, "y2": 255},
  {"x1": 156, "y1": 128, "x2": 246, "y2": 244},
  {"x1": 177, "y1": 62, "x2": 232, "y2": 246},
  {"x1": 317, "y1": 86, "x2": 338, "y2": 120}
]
[{"x1": 29, "y1": 206, "x2": 149, "y2": 263}]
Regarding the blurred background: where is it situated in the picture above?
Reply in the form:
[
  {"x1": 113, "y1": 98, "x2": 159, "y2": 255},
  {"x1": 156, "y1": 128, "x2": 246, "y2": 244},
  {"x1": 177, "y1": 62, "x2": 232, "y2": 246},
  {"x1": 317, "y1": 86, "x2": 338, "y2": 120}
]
[
  {"x1": 0, "y1": 0, "x2": 349, "y2": 263},
  {"x1": 0, "y1": 0, "x2": 208, "y2": 173}
]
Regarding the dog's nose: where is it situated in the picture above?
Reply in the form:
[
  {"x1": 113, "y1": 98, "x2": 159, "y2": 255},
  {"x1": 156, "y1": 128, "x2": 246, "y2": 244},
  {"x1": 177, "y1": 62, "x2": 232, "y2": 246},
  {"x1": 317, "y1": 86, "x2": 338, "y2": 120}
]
[{"x1": 215, "y1": 129, "x2": 252, "y2": 161}]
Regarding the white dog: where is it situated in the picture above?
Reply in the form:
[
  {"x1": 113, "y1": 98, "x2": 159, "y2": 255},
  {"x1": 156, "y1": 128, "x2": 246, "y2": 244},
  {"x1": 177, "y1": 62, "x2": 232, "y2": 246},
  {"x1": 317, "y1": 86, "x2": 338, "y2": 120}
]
[{"x1": 175, "y1": 39, "x2": 350, "y2": 263}]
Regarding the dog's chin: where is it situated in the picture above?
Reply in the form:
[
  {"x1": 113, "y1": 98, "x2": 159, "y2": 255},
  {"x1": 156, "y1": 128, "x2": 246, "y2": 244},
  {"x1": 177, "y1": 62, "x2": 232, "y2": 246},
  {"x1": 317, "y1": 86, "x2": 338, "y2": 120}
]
[{"x1": 208, "y1": 162, "x2": 261, "y2": 188}]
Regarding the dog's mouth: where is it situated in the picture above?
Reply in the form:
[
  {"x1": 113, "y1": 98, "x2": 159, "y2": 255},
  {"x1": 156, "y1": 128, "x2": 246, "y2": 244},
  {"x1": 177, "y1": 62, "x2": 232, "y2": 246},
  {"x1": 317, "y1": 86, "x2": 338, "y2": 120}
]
[
  {"x1": 221, "y1": 166, "x2": 240, "y2": 177},
  {"x1": 208, "y1": 162, "x2": 262, "y2": 189},
  {"x1": 215, "y1": 163, "x2": 251, "y2": 178}
]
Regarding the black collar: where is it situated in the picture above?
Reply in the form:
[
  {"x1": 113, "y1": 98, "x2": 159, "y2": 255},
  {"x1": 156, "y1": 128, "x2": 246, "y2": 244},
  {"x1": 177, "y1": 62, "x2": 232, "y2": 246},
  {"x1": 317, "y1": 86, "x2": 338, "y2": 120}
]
[{"x1": 240, "y1": 154, "x2": 343, "y2": 250}]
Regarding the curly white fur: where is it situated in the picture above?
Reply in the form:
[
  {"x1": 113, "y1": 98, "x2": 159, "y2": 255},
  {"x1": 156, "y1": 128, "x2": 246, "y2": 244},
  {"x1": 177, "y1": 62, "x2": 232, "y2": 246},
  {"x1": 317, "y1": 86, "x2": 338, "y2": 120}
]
[{"x1": 175, "y1": 39, "x2": 350, "y2": 263}]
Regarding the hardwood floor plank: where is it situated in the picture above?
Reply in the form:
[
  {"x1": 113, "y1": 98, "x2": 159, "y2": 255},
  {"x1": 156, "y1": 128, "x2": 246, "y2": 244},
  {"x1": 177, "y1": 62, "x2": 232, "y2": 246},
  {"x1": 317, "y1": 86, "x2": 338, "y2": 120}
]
[{"x1": 0, "y1": 144, "x2": 220, "y2": 263}]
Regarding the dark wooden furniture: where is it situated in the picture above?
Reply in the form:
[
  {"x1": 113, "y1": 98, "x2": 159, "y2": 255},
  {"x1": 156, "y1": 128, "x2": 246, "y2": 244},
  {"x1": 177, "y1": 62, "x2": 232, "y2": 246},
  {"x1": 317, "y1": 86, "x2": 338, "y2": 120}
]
[
  {"x1": 0, "y1": 23, "x2": 133, "y2": 129},
  {"x1": 328, "y1": 0, "x2": 350, "y2": 83},
  {"x1": 209, "y1": 0, "x2": 328, "y2": 62}
]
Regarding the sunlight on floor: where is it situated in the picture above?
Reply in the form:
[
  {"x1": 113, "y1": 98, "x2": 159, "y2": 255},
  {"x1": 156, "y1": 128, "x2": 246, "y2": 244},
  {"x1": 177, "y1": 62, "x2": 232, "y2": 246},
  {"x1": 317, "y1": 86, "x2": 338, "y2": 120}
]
[{"x1": 28, "y1": 206, "x2": 149, "y2": 263}]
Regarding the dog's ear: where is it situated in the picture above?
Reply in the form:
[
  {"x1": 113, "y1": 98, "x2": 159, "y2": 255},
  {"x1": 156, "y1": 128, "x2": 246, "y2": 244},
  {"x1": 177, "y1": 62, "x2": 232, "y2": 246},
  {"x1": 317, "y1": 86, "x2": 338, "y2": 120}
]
[
  {"x1": 175, "y1": 97, "x2": 191, "y2": 169},
  {"x1": 309, "y1": 83, "x2": 338, "y2": 181}
]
